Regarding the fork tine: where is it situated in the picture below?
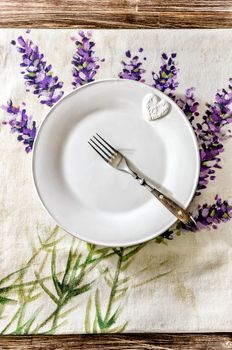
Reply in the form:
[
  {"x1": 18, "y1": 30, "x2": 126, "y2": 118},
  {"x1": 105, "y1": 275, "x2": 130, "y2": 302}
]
[
  {"x1": 93, "y1": 135, "x2": 115, "y2": 156},
  {"x1": 96, "y1": 133, "x2": 117, "y2": 153},
  {"x1": 88, "y1": 141, "x2": 108, "y2": 162},
  {"x1": 89, "y1": 138, "x2": 111, "y2": 160}
]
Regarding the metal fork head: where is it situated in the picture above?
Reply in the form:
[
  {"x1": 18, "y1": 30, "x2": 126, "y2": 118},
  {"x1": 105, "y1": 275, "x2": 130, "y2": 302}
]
[
  {"x1": 88, "y1": 133, "x2": 122, "y2": 168},
  {"x1": 88, "y1": 134, "x2": 136, "y2": 177}
]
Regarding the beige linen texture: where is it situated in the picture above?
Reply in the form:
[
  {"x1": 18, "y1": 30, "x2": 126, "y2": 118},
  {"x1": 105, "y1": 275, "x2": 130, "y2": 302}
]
[{"x1": 0, "y1": 29, "x2": 232, "y2": 333}]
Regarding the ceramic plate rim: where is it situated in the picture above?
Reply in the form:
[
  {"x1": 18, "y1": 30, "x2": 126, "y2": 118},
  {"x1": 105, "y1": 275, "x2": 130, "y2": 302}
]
[{"x1": 32, "y1": 78, "x2": 200, "y2": 247}]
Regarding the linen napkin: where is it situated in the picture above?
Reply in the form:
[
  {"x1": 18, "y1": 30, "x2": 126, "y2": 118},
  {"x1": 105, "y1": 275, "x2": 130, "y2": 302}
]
[{"x1": 0, "y1": 29, "x2": 232, "y2": 334}]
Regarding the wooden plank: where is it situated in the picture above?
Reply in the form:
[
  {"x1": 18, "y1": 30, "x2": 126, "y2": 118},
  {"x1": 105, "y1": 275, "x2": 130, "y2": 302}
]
[
  {"x1": 159, "y1": 11, "x2": 232, "y2": 28},
  {"x1": 0, "y1": 12, "x2": 160, "y2": 28},
  {"x1": 0, "y1": 334, "x2": 232, "y2": 350},
  {"x1": 139, "y1": 0, "x2": 232, "y2": 11},
  {"x1": 0, "y1": 0, "x2": 137, "y2": 12},
  {"x1": 0, "y1": 11, "x2": 231, "y2": 28},
  {"x1": 1, "y1": 0, "x2": 231, "y2": 12},
  {"x1": 0, "y1": 0, "x2": 232, "y2": 28}
]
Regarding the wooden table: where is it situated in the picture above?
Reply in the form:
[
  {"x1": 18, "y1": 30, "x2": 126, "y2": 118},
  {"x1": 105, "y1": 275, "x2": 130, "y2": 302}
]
[
  {"x1": 0, "y1": 0, "x2": 232, "y2": 28},
  {"x1": 0, "y1": 1, "x2": 232, "y2": 349}
]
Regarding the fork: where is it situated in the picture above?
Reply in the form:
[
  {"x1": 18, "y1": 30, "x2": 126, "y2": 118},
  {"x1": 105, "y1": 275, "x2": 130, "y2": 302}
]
[{"x1": 88, "y1": 133, "x2": 196, "y2": 227}]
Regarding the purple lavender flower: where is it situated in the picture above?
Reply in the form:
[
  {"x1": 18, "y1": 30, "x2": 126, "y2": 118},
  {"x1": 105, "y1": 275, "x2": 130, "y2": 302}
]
[
  {"x1": 194, "y1": 86, "x2": 232, "y2": 195},
  {"x1": 175, "y1": 84, "x2": 232, "y2": 196},
  {"x1": 152, "y1": 53, "x2": 179, "y2": 97},
  {"x1": 161, "y1": 196, "x2": 232, "y2": 240},
  {"x1": 119, "y1": 49, "x2": 146, "y2": 82},
  {"x1": 71, "y1": 31, "x2": 105, "y2": 88},
  {"x1": 15, "y1": 36, "x2": 64, "y2": 107},
  {"x1": 186, "y1": 195, "x2": 232, "y2": 231},
  {"x1": 1, "y1": 100, "x2": 36, "y2": 153},
  {"x1": 151, "y1": 53, "x2": 228, "y2": 195},
  {"x1": 175, "y1": 87, "x2": 200, "y2": 122}
]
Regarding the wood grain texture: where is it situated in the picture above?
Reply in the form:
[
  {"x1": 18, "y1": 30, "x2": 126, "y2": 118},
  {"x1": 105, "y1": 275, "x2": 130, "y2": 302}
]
[
  {"x1": 140, "y1": 0, "x2": 232, "y2": 11},
  {"x1": 0, "y1": 334, "x2": 232, "y2": 350},
  {"x1": 0, "y1": 0, "x2": 232, "y2": 28},
  {"x1": 0, "y1": 0, "x2": 232, "y2": 349}
]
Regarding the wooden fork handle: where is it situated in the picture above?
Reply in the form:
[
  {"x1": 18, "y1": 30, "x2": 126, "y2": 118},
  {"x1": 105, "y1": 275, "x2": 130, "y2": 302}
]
[
  {"x1": 132, "y1": 173, "x2": 194, "y2": 226},
  {"x1": 150, "y1": 187, "x2": 191, "y2": 225}
]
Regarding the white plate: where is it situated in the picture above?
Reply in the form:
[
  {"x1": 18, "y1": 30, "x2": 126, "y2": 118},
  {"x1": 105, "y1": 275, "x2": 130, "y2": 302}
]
[{"x1": 32, "y1": 79, "x2": 200, "y2": 247}]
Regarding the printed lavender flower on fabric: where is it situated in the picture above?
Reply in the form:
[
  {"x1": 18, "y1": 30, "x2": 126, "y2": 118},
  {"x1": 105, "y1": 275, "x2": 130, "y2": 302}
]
[
  {"x1": 152, "y1": 53, "x2": 232, "y2": 196},
  {"x1": 152, "y1": 53, "x2": 179, "y2": 97},
  {"x1": 119, "y1": 48, "x2": 146, "y2": 82},
  {"x1": 161, "y1": 196, "x2": 232, "y2": 240},
  {"x1": 14, "y1": 36, "x2": 64, "y2": 107},
  {"x1": 193, "y1": 85, "x2": 232, "y2": 195},
  {"x1": 71, "y1": 31, "x2": 105, "y2": 88},
  {"x1": 1, "y1": 100, "x2": 36, "y2": 153},
  {"x1": 175, "y1": 85, "x2": 232, "y2": 196},
  {"x1": 188, "y1": 195, "x2": 232, "y2": 231},
  {"x1": 175, "y1": 87, "x2": 200, "y2": 121},
  {"x1": 153, "y1": 53, "x2": 198, "y2": 119}
]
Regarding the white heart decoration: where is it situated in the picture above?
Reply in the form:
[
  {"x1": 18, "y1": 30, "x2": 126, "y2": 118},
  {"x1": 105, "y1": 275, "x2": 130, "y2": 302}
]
[{"x1": 143, "y1": 93, "x2": 170, "y2": 121}]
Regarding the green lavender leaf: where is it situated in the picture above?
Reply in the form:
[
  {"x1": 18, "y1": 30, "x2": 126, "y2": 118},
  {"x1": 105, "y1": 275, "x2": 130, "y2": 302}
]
[
  {"x1": 68, "y1": 253, "x2": 82, "y2": 289},
  {"x1": 95, "y1": 289, "x2": 104, "y2": 330},
  {"x1": 25, "y1": 292, "x2": 42, "y2": 303},
  {"x1": 115, "y1": 287, "x2": 128, "y2": 294},
  {"x1": 85, "y1": 296, "x2": 92, "y2": 333},
  {"x1": 51, "y1": 247, "x2": 62, "y2": 297},
  {"x1": 107, "y1": 321, "x2": 128, "y2": 333},
  {"x1": 61, "y1": 247, "x2": 73, "y2": 289},
  {"x1": 117, "y1": 276, "x2": 130, "y2": 286},
  {"x1": 122, "y1": 243, "x2": 146, "y2": 261},
  {"x1": 59, "y1": 303, "x2": 79, "y2": 319},
  {"x1": 105, "y1": 305, "x2": 121, "y2": 328},
  {"x1": 93, "y1": 315, "x2": 98, "y2": 333},
  {"x1": 114, "y1": 290, "x2": 128, "y2": 303},
  {"x1": 112, "y1": 248, "x2": 123, "y2": 257},
  {"x1": 0, "y1": 266, "x2": 28, "y2": 287},
  {"x1": 0, "y1": 308, "x2": 21, "y2": 334},
  {"x1": 86, "y1": 243, "x2": 94, "y2": 252},
  {"x1": 34, "y1": 272, "x2": 58, "y2": 304},
  {"x1": 0, "y1": 272, "x2": 62, "y2": 294},
  {"x1": 132, "y1": 270, "x2": 172, "y2": 288},
  {"x1": 103, "y1": 274, "x2": 113, "y2": 288},
  {"x1": 13, "y1": 307, "x2": 42, "y2": 335},
  {"x1": 94, "y1": 247, "x2": 111, "y2": 254},
  {"x1": 121, "y1": 258, "x2": 136, "y2": 271},
  {"x1": 38, "y1": 234, "x2": 64, "y2": 250},
  {"x1": 23, "y1": 307, "x2": 43, "y2": 334},
  {"x1": 70, "y1": 281, "x2": 94, "y2": 297},
  {"x1": 38, "y1": 319, "x2": 67, "y2": 335},
  {"x1": 0, "y1": 296, "x2": 17, "y2": 305}
]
